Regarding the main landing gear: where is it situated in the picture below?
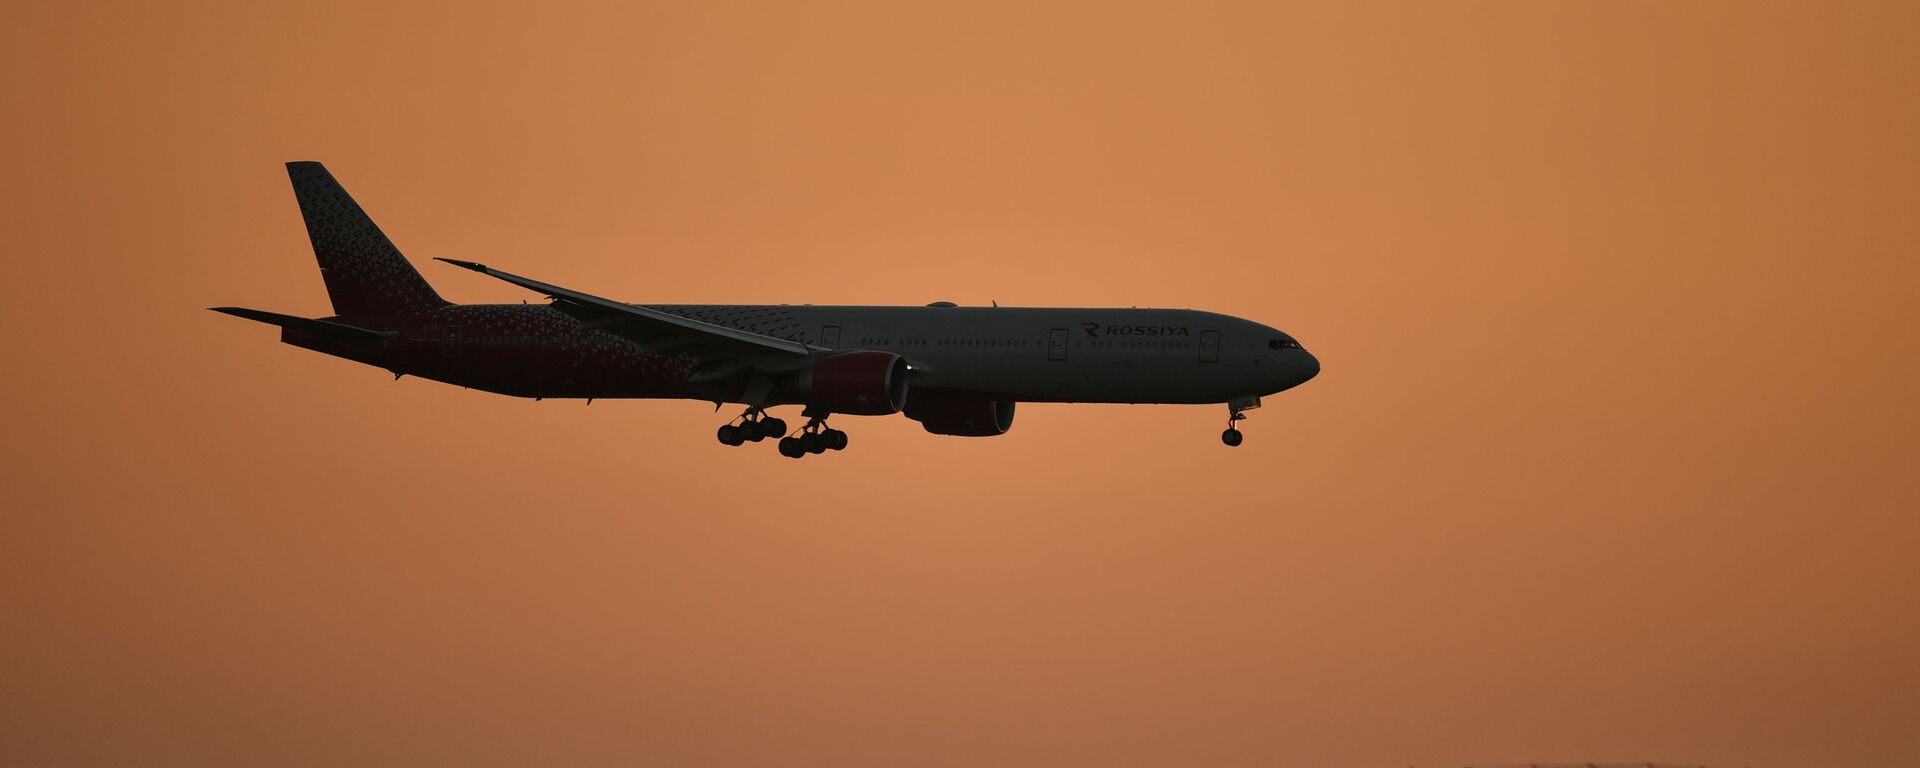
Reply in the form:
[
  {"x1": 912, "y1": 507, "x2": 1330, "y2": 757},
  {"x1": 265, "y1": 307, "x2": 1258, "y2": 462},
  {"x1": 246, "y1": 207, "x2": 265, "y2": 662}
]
[
  {"x1": 778, "y1": 414, "x2": 847, "y2": 459},
  {"x1": 717, "y1": 408, "x2": 847, "y2": 458},
  {"x1": 1221, "y1": 396, "x2": 1260, "y2": 447},
  {"x1": 716, "y1": 408, "x2": 787, "y2": 447}
]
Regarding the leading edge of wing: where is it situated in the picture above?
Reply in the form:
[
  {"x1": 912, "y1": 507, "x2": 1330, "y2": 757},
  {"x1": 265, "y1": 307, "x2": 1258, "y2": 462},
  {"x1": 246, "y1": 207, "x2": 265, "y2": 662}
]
[{"x1": 433, "y1": 259, "x2": 812, "y2": 357}]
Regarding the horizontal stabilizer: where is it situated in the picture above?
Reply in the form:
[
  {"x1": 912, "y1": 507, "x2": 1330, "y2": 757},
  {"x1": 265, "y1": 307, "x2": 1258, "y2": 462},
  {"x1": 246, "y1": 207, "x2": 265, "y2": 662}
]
[{"x1": 210, "y1": 307, "x2": 398, "y2": 343}]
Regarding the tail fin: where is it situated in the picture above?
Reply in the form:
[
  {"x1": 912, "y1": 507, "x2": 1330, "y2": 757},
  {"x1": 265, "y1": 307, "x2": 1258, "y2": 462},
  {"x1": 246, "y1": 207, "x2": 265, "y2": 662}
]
[{"x1": 287, "y1": 161, "x2": 448, "y2": 317}]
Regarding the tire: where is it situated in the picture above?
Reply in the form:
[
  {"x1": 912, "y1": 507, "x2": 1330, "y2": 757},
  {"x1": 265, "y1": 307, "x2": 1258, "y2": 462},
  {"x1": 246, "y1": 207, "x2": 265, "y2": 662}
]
[
  {"x1": 761, "y1": 417, "x2": 787, "y2": 437},
  {"x1": 1221, "y1": 428, "x2": 1243, "y2": 447},
  {"x1": 778, "y1": 437, "x2": 805, "y2": 458},
  {"x1": 802, "y1": 433, "x2": 827, "y2": 454},
  {"x1": 717, "y1": 424, "x2": 743, "y2": 446},
  {"x1": 828, "y1": 430, "x2": 848, "y2": 451},
  {"x1": 743, "y1": 420, "x2": 766, "y2": 442}
]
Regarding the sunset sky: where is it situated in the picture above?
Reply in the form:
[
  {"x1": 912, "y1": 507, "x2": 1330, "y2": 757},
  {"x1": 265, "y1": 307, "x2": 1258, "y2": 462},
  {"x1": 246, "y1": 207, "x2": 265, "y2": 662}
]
[{"x1": 2, "y1": 1, "x2": 1915, "y2": 766}]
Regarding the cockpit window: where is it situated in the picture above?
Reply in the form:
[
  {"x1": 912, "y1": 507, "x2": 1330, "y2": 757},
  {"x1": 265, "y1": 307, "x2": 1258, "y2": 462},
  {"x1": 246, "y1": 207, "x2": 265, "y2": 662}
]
[{"x1": 1268, "y1": 339, "x2": 1303, "y2": 350}]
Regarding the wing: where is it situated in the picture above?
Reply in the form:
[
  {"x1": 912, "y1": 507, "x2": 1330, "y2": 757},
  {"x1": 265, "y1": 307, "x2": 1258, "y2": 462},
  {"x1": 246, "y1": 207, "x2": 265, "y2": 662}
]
[{"x1": 434, "y1": 259, "x2": 812, "y2": 358}]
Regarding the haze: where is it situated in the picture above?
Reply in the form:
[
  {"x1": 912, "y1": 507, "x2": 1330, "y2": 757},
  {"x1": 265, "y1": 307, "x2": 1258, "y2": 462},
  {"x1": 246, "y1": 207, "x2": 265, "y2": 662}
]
[{"x1": 2, "y1": 1, "x2": 1915, "y2": 766}]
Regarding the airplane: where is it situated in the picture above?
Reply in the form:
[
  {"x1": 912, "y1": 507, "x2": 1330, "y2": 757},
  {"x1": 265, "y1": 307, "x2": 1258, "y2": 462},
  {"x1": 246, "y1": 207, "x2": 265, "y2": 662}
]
[{"x1": 214, "y1": 162, "x2": 1319, "y2": 458}]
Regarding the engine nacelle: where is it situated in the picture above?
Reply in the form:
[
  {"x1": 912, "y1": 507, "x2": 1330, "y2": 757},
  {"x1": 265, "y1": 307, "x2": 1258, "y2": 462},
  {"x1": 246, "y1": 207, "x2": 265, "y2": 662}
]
[
  {"x1": 805, "y1": 351, "x2": 910, "y2": 415},
  {"x1": 904, "y1": 388, "x2": 1016, "y2": 436}
]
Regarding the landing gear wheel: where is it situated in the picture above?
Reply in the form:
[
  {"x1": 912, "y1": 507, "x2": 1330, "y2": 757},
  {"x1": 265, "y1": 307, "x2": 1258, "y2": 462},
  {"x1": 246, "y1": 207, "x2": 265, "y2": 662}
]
[
  {"x1": 720, "y1": 408, "x2": 791, "y2": 449},
  {"x1": 776, "y1": 411, "x2": 846, "y2": 457},
  {"x1": 1220, "y1": 398, "x2": 1259, "y2": 447}
]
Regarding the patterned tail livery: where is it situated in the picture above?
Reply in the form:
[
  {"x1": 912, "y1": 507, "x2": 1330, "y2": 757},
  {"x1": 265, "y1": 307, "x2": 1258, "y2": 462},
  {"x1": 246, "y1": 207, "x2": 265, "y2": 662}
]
[{"x1": 287, "y1": 162, "x2": 448, "y2": 317}]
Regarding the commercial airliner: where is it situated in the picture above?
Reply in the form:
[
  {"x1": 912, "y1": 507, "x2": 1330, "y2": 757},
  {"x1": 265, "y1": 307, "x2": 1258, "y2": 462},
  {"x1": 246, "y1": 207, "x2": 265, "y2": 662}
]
[{"x1": 215, "y1": 162, "x2": 1319, "y2": 457}]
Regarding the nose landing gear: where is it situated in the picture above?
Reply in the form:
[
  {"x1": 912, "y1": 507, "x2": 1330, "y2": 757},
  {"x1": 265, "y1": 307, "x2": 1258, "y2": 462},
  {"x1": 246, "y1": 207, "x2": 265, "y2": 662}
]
[
  {"x1": 778, "y1": 413, "x2": 848, "y2": 459},
  {"x1": 717, "y1": 408, "x2": 787, "y2": 447},
  {"x1": 1222, "y1": 416, "x2": 1245, "y2": 446},
  {"x1": 1221, "y1": 396, "x2": 1260, "y2": 447}
]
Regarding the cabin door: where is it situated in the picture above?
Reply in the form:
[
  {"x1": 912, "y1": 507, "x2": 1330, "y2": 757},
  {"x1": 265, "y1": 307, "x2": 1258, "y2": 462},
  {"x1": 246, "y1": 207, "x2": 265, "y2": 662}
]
[
  {"x1": 1199, "y1": 330, "x2": 1220, "y2": 363},
  {"x1": 1047, "y1": 328, "x2": 1068, "y2": 361}
]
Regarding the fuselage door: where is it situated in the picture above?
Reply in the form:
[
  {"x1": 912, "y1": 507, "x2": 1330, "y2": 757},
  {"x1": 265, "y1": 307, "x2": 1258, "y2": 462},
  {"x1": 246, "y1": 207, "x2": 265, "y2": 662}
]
[
  {"x1": 1199, "y1": 330, "x2": 1220, "y2": 363},
  {"x1": 1048, "y1": 328, "x2": 1068, "y2": 361},
  {"x1": 821, "y1": 325, "x2": 841, "y2": 349}
]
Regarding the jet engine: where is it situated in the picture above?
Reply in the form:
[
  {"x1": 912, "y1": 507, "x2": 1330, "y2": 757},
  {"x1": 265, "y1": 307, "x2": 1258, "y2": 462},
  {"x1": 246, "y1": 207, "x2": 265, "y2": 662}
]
[
  {"x1": 805, "y1": 351, "x2": 910, "y2": 415},
  {"x1": 904, "y1": 388, "x2": 1016, "y2": 436}
]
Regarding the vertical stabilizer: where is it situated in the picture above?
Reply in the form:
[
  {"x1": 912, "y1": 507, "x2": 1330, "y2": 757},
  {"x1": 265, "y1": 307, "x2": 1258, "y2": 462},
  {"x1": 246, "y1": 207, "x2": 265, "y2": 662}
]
[{"x1": 287, "y1": 161, "x2": 448, "y2": 317}]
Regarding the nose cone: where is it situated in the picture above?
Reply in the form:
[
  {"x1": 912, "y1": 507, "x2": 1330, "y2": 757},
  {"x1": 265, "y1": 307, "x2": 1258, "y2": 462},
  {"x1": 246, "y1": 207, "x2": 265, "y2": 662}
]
[
  {"x1": 1265, "y1": 348, "x2": 1319, "y2": 393},
  {"x1": 1292, "y1": 349, "x2": 1320, "y2": 387}
]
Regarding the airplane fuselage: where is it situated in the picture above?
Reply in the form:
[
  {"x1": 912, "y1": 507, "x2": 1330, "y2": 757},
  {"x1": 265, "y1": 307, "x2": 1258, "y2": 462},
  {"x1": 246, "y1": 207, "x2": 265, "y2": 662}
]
[{"x1": 288, "y1": 303, "x2": 1320, "y2": 405}]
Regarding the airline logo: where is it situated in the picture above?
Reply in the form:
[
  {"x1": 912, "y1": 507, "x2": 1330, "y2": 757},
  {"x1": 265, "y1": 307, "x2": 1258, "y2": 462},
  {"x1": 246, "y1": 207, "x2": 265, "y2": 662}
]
[{"x1": 1081, "y1": 322, "x2": 1191, "y2": 338}]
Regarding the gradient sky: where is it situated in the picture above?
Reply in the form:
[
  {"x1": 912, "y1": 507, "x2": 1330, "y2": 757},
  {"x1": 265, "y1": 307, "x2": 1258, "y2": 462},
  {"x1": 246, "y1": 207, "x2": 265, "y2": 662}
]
[{"x1": 2, "y1": 1, "x2": 1916, "y2": 766}]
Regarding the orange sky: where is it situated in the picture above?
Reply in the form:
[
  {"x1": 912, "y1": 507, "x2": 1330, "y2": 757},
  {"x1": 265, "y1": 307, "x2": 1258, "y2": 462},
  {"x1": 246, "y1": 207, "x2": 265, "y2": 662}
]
[{"x1": 2, "y1": 1, "x2": 1916, "y2": 766}]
